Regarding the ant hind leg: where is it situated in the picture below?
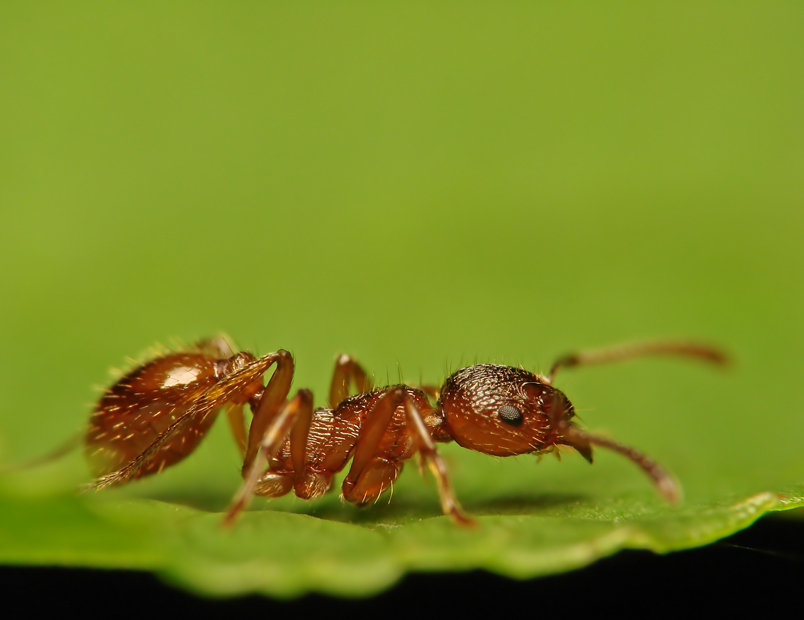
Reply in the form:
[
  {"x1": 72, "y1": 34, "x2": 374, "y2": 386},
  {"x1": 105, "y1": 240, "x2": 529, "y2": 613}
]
[{"x1": 224, "y1": 389, "x2": 314, "y2": 527}]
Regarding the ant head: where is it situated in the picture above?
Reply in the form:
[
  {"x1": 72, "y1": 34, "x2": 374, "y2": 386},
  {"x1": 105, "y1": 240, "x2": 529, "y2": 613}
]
[{"x1": 439, "y1": 364, "x2": 576, "y2": 457}]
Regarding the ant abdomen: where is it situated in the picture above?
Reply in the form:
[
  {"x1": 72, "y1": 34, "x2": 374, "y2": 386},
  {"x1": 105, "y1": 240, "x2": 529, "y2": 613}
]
[
  {"x1": 85, "y1": 347, "x2": 271, "y2": 481},
  {"x1": 86, "y1": 352, "x2": 225, "y2": 478}
]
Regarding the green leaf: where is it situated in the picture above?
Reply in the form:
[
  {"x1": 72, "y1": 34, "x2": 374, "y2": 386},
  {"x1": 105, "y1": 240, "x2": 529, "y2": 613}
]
[
  {"x1": 2, "y1": 1, "x2": 804, "y2": 599},
  {"x1": 2, "y1": 469, "x2": 802, "y2": 598}
]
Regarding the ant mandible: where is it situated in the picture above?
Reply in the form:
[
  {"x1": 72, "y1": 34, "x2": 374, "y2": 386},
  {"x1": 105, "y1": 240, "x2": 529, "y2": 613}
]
[{"x1": 85, "y1": 338, "x2": 725, "y2": 526}]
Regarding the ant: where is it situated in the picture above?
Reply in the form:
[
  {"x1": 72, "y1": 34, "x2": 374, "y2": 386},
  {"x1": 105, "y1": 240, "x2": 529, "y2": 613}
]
[{"x1": 85, "y1": 337, "x2": 725, "y2": 526}]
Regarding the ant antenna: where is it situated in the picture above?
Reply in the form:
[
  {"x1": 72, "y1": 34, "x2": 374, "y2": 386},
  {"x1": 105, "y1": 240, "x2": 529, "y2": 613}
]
[{"x1": 548, "y1": 340, "x2": 727, "y2": 383}]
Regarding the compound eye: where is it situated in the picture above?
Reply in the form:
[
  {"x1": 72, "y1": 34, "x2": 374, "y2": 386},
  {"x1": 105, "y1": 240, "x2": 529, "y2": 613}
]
[{"x1": 498, "y1": 404, "x2": 523, "y2": 426}]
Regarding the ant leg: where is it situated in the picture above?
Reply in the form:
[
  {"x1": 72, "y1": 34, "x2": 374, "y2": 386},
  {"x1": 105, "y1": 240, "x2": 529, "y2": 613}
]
[
  {"x1": 329, "y1": 354, "x2": 374, "y2": 407},
  {"x1": 403, "y1": 397, "x2": 475, "y2": 526},
  {"x1": 342, "y1": 388, "x2": 405, "y2": 502},
  {"x1": 548, "y1": 340, "x2": 727, "y2": 382},
  {"x1": 0, "y1": 433, "x2": 83, "y2": 473},
  {"x1": 243, "y1": 351, "x2": 295, "y2": 471},
  {"x1": 225, "y1": 403, "x2": 248, "y2": 458},
  {"x1": 197, "y1": 336, "x2": 287, "y2": 462},
  {"x1": 224, "y1": 389, "x2": 313, "y2": 527},
  {"x1": 343, "y1": 389, "x2": 474, "y2": 526}
]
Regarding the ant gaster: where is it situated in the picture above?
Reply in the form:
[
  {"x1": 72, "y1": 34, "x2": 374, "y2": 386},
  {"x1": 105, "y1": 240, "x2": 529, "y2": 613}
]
[{"x1": 85, "y1": 338, "x2": 725, "y2": 526}]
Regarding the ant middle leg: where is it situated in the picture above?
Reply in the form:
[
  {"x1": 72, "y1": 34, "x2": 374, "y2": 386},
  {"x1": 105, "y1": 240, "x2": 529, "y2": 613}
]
[
  {"x1": 547, "y1": 340, "x2": 728, "y2": 382},
  {"x1": 329, "y1": 353, "x2": 440, "y2": 402},
  {"x1": 341, "y1": 388, "x2": 406, "y2": 506},
  {"x1": 329, "y1": 354, "x2": 374, "y2": 407}
]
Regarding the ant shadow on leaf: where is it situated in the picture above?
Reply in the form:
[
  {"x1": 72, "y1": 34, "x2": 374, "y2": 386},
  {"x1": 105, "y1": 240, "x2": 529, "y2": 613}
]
[{"x1": 137, "y1": 487, "x2": 588, "y2": 526}]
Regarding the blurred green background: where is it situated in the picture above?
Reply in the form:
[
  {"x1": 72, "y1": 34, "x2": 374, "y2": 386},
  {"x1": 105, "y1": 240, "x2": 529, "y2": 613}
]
[{"x1": 1, "y1": 3, "x2": 802, "y2": 513}]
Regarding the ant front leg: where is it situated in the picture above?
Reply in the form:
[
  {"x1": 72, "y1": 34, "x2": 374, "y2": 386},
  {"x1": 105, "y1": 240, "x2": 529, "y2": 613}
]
[
  {"x1": 342, "y1": 387, "x2": 474, "y2": 526},
  {"x1": 403, "y1": 397, "x2": 475, "y2": 526},
  {"x1": 329, "y1": 354, "x2": 374, "y2": 407},
  {"x1": 548, "y1": 340, "x2": 728, "y2": 383},
  {"x1": 224, "y1": 389, "x2": 314, "y2": 527}
]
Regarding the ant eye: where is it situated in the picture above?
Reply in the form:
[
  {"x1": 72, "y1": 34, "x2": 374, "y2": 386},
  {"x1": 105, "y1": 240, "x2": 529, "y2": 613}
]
[{"x1": 498, "y1": 404, "x2": 523, "y2": 426}]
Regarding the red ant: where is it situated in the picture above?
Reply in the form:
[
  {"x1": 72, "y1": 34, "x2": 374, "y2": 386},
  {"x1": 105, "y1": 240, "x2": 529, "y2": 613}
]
[{"x1": 85, "y1": 338, "x2": 726, "y2": 526}]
